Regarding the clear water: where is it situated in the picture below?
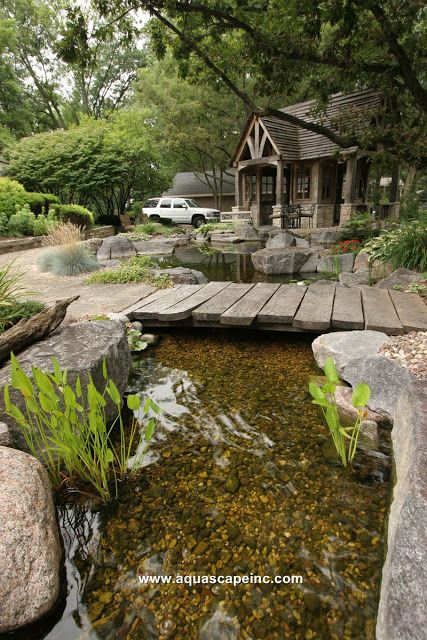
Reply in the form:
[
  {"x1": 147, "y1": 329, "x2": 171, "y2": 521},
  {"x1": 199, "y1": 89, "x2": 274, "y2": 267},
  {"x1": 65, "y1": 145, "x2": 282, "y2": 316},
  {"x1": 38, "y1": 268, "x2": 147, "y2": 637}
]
[{"x1": 10, "y1": 331, "x2": 390, "y2": 640}]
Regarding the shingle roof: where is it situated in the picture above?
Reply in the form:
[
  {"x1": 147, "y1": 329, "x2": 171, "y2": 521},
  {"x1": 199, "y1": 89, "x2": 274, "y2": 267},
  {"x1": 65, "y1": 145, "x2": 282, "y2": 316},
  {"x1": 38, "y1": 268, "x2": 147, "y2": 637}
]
[
  {"x1": 163, "y1": 171, "x2": 235, "y2": 197},
  {"x1": 234, "y1": 89, "x2": 382, "y2": 163}
]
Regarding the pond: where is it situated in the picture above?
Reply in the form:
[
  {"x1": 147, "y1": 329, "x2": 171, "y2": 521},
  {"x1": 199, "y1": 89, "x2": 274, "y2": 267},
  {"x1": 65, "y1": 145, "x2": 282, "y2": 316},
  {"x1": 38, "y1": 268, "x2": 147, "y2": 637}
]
[
  {"x1": 11, "y1": 331, "x2": 390, "y2": 640},
  {"x1": 152, "y1": 242, "x2": 320, "y2": 284}
]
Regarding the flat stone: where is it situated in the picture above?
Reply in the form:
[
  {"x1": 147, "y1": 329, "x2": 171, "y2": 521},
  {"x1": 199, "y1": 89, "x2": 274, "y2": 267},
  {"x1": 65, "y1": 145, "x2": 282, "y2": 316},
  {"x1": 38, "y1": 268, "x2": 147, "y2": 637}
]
[
  {"x1": 308, "y1": 227, "x2": 341, "y2": 247},
  {"x1": 151, "y1": 267, "x2": 208, "y2": 284},
  {"x1": 251, "y1": 246, "x2": 322, "y2": 274},
  {"x1": 97, "y1": 235, "x2": 136, "y2": 260},
  {"x1": 376, "y1": 268, "x2": 422, "y2": 290},
  {"x1": 0, "y1": 421, "x2": 12, "y2": 447},
  {"x1": 133, "y1": 240, "x2": 174, "y2": 255},
  {"x1": 199, "y1": 607, "x2": 240, "y2": 640},
  {"x1": 343, "y1": 354, "x2": 417, "y2": 418},
  {"x1": 210, "y1": 234, "x2": 242, "y2": 244},
  {"x1": 354, "y1": 252, "x2": 370, "y2": 271},
  {"x1": 140, "y1": 333, "x2": 160, "y2": 345},
  {"x1": 339, "y1": 269, "x2": 370, "y2": 287},
  {"x1": 317, "y1": 253, "x2": 354, "y2": 273},
  {"x1": 376, "y1": 382, "x2": 427, "y2": 640},
  {"x1": 312, "y1": 330, "x2": 389, "y2": 376},
  {"x1": 0, "y1": 447, "x2": 62, "y2": 632},
  {"x1": 0, "y1": 321, "x2": 130, "y2": 450}
]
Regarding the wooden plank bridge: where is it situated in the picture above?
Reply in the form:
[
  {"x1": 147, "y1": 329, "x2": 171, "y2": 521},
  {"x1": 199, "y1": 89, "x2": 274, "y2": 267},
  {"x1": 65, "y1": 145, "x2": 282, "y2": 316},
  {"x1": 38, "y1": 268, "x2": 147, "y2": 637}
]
[{"x1": 121, "y1": 282, "x2": 427, "y2": 335}]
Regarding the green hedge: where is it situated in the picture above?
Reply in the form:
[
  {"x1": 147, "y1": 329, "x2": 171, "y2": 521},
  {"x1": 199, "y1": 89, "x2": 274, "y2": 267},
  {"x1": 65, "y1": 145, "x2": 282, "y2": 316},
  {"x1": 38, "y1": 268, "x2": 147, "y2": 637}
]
[
  {"x1": 0, "y1": 177, "x2": 59, "y2": 217},
  {"x1": 50, "y1": 204, "x2": 94, "y2": 228}
]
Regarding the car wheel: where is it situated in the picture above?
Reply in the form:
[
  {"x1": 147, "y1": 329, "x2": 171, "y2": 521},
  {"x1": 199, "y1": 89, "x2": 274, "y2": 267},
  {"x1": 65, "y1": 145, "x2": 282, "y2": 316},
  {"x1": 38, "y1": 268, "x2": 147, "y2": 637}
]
[
  {"x1": 192, "y1": 215, "x2": 206, "y2": 228},
  {"x1": 149, "y1": 214, "x2": 160, "y2": 223}
]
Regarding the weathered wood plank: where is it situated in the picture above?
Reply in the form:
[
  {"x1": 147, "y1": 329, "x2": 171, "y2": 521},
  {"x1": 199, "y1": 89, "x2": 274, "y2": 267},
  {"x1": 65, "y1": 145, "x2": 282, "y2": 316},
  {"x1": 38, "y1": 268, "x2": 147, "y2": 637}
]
[
  {"x1": 119, "y1": 285, "x2": 167, "y2": 319},
  {"x1": 293, "y1": 283, "x2": 336, "y2": 330},
  {"x1": 389, "y1": 290, "x2": 427, "y2": 331},
  {"x1": 159, "y1": 282, "x2": 231, "y2": 320},
  {"x1": 361, "y1": 286, "x2": 404, "y2": 335},
  {"x1": 133, "y1": 285, "x2": 204, "y2": 319},
  {"x1": 220, "y1": 283, "x2": 280, "y2": 326},
  {"x1": 332, "y1": 285, "x2": 364, "y2": 330},
  {"x1": 193, "y1": 283, "x2": 255, "y2": 322},
  {"x1": 257, "y1": 284, "x2": 307, "y2": 324}
]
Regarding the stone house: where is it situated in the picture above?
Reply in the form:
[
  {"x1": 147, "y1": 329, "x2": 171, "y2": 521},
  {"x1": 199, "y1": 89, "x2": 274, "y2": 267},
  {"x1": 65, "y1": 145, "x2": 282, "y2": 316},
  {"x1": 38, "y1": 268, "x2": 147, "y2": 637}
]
[{"x1": 230, "y1": 89, "x2": 400, "y2": 228}]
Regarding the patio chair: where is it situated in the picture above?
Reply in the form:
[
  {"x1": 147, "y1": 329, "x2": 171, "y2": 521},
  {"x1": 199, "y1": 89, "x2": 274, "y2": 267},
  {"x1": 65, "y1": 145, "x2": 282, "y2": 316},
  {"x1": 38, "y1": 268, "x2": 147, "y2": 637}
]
[{"x1": 299, "y1": 203, "x2": 315, "y2": 228}]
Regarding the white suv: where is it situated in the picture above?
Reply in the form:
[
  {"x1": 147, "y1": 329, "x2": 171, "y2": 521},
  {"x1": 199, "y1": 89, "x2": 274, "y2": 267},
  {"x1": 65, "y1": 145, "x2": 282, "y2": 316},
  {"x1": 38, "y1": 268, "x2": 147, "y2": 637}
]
[{"x1": 142, "y1": 197, "x2": 220, "y2": 228}]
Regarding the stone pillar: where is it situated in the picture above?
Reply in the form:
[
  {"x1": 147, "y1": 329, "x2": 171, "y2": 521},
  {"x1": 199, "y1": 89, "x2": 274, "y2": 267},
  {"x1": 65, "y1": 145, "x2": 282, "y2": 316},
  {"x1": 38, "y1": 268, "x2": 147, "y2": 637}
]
[
  {"x1": 343, "y1": 156, "x2": 357, "y2": 204},
  {"x1": 234, "y1": 168, "x2": 243, "y2": 208},
  {"x1": 254, "y1": 166, "x2": 262, "y2": 226}
]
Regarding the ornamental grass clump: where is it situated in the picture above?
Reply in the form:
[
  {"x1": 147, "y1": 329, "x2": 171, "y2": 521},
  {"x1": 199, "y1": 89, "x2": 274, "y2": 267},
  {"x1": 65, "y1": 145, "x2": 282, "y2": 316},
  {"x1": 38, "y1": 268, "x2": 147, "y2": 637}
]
[
  {"x1": 363, "y1": 222, "x2": 427, "y2": 272},
  {"x1": 309, "y1": 357, "x2": 371, "y2": 467},
  {"x1": 4, "y1": 354, "x2": 159, "y2": 502},
  {"x1": 37, "y1": 222, "x2": 99, "y2": 276},
  {"x1": 85, "y1": 255, "x2": 171, "y2": 287}
]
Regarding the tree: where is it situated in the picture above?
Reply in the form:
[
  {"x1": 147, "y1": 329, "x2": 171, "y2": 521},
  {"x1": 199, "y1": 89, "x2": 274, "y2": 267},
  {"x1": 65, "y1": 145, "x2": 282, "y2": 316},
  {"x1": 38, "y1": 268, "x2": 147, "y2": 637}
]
[
  {"x1": 134, "y1": 55, "x2": 246, "y2": 207},
  {"x1": 7, "y1": 113, "x2": 173, "y2": 216},
  {"x1": 92, "y1": 0, "x2": 427, "y2": 168}
]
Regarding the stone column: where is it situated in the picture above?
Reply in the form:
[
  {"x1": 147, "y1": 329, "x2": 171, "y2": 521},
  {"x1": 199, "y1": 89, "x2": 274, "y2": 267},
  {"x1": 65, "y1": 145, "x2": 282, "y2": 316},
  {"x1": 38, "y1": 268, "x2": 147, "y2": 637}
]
[{"x1": 340, "y1": 156, "x2": 357, "y2": 224}]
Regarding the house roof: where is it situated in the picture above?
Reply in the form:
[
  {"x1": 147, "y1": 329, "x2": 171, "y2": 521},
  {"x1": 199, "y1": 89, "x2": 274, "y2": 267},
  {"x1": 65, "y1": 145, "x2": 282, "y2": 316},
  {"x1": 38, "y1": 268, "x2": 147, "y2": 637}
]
[
  {"x1": 233, "y1": 88, "x2": 382, "y2": 163},
  {"x1": 163, "y1": 171, "x2": 235, "y2": 197}
]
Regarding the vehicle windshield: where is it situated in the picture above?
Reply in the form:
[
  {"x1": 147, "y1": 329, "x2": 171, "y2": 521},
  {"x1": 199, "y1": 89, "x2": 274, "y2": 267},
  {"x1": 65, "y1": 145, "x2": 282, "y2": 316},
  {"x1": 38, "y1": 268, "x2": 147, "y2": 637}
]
[{"x1": 185, "y1": 199, "x2": 199, "y2": 208}]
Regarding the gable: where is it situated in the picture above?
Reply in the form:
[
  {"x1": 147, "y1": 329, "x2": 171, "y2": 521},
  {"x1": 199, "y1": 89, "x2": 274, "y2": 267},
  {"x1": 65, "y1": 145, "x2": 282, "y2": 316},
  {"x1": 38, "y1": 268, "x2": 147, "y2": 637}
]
[{"x1": 233, "y1": 116, "x2": 280, "y2": 163}]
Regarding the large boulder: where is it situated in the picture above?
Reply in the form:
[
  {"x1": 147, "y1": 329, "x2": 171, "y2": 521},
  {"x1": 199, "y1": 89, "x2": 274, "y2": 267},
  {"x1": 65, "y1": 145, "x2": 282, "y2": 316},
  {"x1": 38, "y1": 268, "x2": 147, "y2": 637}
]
[
  {"x1": 343, "y1": 354, "x2": 417, "y2": 419},
  {"x1": 339, "y1": 269, "x2": 370, "y2": 287},
  {"x1": 308, "y1": 227, "x2": 341, "y2": 247},
  {"x1": 251, "y1": 246, "x2": 322, "y2": 274},
  {"x1": 234, "y1": 223, "x2": 259, "y2": 241},
  {"x1": 312, "y1": 330, "x2": 389, "y2": 376},
  {"x1": 266, "y1": 231, "x2": 296, "y2": 249},
  {"x1": 0, "y1": 320, "x2": 131, "y2": 450},
  {"x1": 376, "y1": 382, "x2": 427, "y2": 639},
  {"x1": 0, "y1": 447, "x2": 62, "y2": 632},
  {"x1": 97, "y1": 235, "x2": 136, "y2": 260},
  {"x1": 334, "y1": 385, "x2": 388, "y2": 425},
  {"x1": 151, "y1": 267, "x2": 208, "y2": 284},
  {"x1": 376, "y1": 268, "x2": 422, "y2": 290},
  {"x1": 317, "y1": 252, "x2": 354, "y2": 273}
]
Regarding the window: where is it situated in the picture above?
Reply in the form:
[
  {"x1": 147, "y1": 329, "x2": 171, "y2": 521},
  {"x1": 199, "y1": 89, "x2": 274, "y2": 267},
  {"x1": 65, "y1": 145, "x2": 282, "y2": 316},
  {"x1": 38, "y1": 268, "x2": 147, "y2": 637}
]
[
  {"x1": 173, "y1": 198, "x2": 187, "y2": 208},
  {"x1": 160, "y1": 199, "x2": 172, "y2": 208},
  {"x1": 321, "y1": 164, "x2": 334, "y2": 201},
  {"x1": 185, "y1": 199, "x2": 199, "y2": 208},
  {"x1": 143, "y1": 199, "x2": 159, "y2": 208},
  {"x1": 296, "y1": 164, "x2": 311, "y2": 199},
  {"x1": 262, "y1": 175, "x2": 274, "y2": 195}
]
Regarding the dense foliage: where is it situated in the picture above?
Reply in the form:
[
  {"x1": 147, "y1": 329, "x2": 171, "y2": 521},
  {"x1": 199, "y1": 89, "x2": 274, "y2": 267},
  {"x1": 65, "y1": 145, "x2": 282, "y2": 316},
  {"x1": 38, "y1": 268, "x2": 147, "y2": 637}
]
[
  {"x1": 363, "y1": 222, "x2": 427, "y2": 271},
  {"x1": 8, "y1": 115, "x2": 173, "y2": 217},
  {"x1": 85, "y1": 255, "x2": 171, "y2": 287},
  {"x1": 50, "y1": 204, "x2": 94, "y2": 228},
  {"x1": 0, "y1": 177, "x2": 58, "y2": 218}
]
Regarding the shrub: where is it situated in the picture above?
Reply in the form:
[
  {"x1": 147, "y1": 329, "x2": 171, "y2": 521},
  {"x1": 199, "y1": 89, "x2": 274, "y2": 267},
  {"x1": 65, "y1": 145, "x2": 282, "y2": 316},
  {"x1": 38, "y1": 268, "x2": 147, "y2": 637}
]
[
  {"x1": 33, "y1": 214, "x2": 50, "y2": 236},
  {"x1": 363, "y1": 222, "x2": 427, "y2": 271},
  {"x1": 85, "y1": 255, "x2": 171, "y2": 287},
  {"x1": 96, "y1": 213, "x2": 121, "y2": 227},
  {"x1": 51, "y1": 204, "x2": 94, "y2": 228},
  {"x1": 338, "y1": 212, "x2": 379, "y2": 243},
  {"x1": 25, "y1": 192, "x2": 59, "y2": 216},
  {"x1": 0, "y1": 212, "x2": 8, "y2": 236},
  {"x1": 4, "y1": 354, "x2": 159, "y2": 501},
  {"x1": 7, "y1": 204, "x2": 36, "y2": 237},
  {"x1": 0, "y1": 178, "x2": 59, "y2": 218},
  {"x1": 38, "y1": 244, "x2": 99, "y2": 276}
]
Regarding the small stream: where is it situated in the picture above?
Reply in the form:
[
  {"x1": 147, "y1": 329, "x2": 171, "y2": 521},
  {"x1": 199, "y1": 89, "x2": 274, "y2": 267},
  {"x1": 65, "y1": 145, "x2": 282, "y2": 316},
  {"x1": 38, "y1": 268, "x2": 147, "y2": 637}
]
[{"x1": 11, "y1": 330, "x2": 390, "y2": 640}]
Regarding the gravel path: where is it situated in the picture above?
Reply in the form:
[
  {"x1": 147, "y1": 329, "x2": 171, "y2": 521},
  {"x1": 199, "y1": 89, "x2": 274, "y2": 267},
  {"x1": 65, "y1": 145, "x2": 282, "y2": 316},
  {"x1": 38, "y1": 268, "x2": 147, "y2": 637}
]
[{"x1": 380, "y1": 331, "x2": 427, "y2": 380}]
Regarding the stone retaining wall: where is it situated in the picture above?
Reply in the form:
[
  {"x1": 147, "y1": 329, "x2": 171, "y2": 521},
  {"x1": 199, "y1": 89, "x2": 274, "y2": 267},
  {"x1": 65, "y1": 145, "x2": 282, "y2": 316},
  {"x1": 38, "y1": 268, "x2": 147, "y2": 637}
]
[
  {"x1": 376, "y1": 382, "x2": 427, "y2": 640},
  {"x1": 0, "y1": 226, "x2": 116, "y2": 255}
]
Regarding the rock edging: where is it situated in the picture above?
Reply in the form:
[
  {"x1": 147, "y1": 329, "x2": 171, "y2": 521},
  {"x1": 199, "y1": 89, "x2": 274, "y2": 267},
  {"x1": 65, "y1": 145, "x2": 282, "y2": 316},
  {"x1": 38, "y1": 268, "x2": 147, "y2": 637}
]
[{"x1": 376, "y1": 382, "x2": 427, "y2": 640}]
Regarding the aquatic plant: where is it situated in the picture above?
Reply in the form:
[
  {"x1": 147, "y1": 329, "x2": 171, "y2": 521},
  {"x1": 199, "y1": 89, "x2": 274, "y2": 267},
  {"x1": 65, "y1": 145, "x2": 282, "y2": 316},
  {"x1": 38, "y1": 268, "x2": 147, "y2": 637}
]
[
  {"x1": 0, "y1": 261, "x2": 31, "y2": 331},
  {"x1": 4, "y1": 354, "x2": 159, "y2": 501},
  {"x1": 85, "y1": 255, "x2": 171, "y2": 287},
  {"x1": 127, "y1": 327, "x2": 148, "y2": 352},
  {"x1": 309, "y1": 357, "x2": 371, "y2": 467},
  {"x1": 195, "y1": 222, "x2": 234, "y2": 234}
]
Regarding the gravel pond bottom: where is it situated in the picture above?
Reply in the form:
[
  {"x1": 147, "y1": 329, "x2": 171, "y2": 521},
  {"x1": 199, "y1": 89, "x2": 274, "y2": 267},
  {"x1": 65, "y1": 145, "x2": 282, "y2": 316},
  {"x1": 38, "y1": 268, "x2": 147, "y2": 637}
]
[{"x1": 18, "y1": 331, "x2": 390, "y2": 640}]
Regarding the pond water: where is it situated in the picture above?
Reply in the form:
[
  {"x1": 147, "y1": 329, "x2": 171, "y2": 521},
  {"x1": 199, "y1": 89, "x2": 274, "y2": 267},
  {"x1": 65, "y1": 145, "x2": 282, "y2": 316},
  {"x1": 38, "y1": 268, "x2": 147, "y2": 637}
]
[
  {"x1": 10, "y1": 331, "x2": 390, "y2": 640},
  {"x1": 152, "y1": 242, "x2": 320, "y2": 284}
]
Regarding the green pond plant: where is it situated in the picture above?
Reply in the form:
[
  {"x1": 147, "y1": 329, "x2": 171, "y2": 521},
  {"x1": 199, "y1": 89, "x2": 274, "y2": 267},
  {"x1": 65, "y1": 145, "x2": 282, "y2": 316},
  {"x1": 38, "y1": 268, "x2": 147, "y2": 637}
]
[
  {"x1": 309, "y1": 357, "x2": 371, "y2": 467},
  {"x1": 4, "y1": 354, "x2": 159, "y2": 501}
]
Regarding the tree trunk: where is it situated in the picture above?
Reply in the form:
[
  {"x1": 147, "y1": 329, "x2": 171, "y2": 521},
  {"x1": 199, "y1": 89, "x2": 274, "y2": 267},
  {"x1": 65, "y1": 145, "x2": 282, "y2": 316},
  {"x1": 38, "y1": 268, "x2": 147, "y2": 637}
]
[{"x1": 0, "y1": 296, "x2": 79, "y2": 363}]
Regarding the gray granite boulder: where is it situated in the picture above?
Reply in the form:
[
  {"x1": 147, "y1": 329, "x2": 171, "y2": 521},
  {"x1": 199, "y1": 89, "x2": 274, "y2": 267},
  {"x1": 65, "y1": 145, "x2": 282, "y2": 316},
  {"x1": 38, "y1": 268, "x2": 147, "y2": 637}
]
[
  {"x1": 234, "y1": 223, "x2": 259, "y2": 241},
  {"x1": 312, "y1": 330, "x2": 389, "y2": 376},
  {"x1": 0, "y1": 321, "x2": 131, "y2": 450},
  {"x1": 81, "y1": 237, "x2": 103, "y2": 254},
  {"x1": 343, "y1": 354, "x2": 416, "y2": 419},
  {"x1": 251, "y1": 246, "x2": 322, "y2": 274},
  {"x1": 151, "y1": 267, "x2": 208, "y2": 284},
  {"x1": 0, "y1": 422, "x2": 11, "y2": 446},
  {"x1": 97, "y1": 235, "x2": 136, "y2": 260},
  {"x1": 0, "y1": 447, "x2": 62, "y2": 632},
  {"x1": 376, "y1": 268, "x2": 422, "y2": 290},
  {"x1": 317, "y1": 252, "x2": 354, "y2": 273},
  {"x1": 376, "y1": 382, "x2": 427, "y2": 640},
  {"x1": 339, "y1": 269, "x2": 370, "y2": 287},
  {"x1": 309, "y1": 227, "x2": 341, "y2": 247},
  {"x1": 334, "y1": 385, "x2": 388, "y2": 425},
  {"x1": 265, "y1": 231, "x2": 296, "y2": 249}
]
